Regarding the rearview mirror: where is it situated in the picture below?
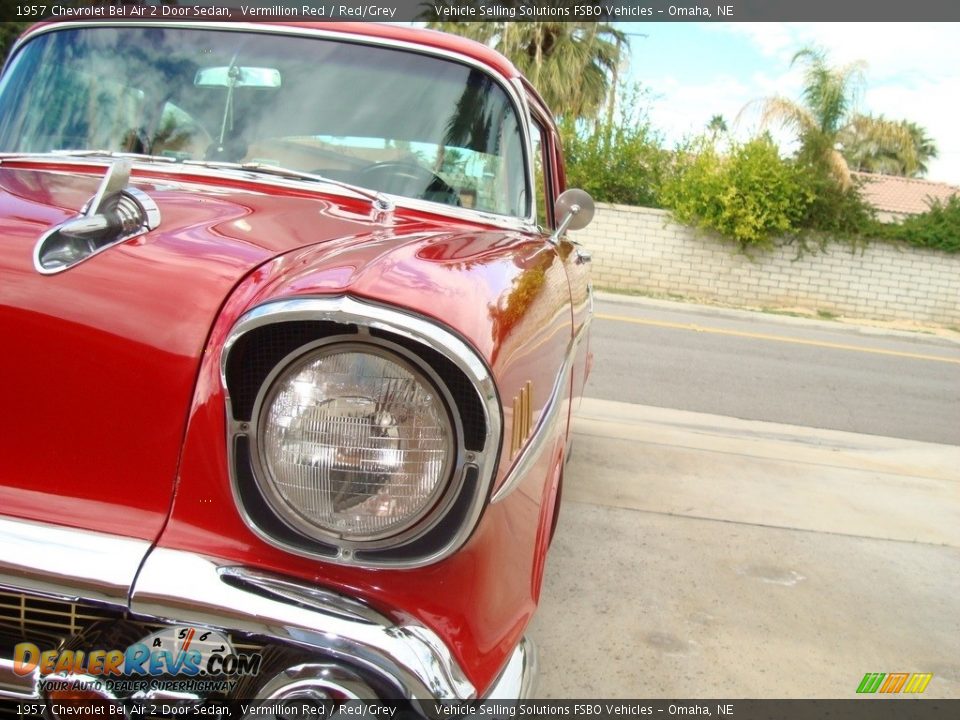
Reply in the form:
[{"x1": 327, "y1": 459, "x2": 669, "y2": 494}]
[
  {"x1": 194, "y1": 66, "x2": 282, "y2": 88},
  {"x1": 553, "y1": 188, "x2": 595, "y2": 237}
]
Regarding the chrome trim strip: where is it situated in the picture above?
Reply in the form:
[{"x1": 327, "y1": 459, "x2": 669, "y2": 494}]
[
  {"x1": 219, "y1": 567, "x2": 389, "y2": 626},
  {"x1": 6, "y1": 21, "x2": 539, "y2": 232},
  {"x1": 491, "y1": 318, "x2": 591, "y2": 503},
  {"x1": 220, "y1": 296, "x2": 502, "y2": 569},
  {"x1": 0, "y1": 658, "x2": 38, "y2": 700},
  {"x1": 483, "y1": 636, "x2": 537, "y2": 700},
  {"x1": 0, "y1": 516, "x2": 148, "y2": 607},
  {"x1": 130, "y1": 548, "x2": 476, "y2": 701}
]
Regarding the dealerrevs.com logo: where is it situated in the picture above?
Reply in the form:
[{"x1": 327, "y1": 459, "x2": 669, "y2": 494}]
[{"x1": 13, "y1": 626, "x2": 262, "y2": 695}]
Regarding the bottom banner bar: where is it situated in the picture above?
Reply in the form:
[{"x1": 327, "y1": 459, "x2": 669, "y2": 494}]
[{"x1": 3, "y1": 699, "x2": 958, "y2": 720}]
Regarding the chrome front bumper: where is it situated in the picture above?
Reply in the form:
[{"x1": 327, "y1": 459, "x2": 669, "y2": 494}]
[{"x1": 0, "y1": 517, "x2": 535, "y2": 702}]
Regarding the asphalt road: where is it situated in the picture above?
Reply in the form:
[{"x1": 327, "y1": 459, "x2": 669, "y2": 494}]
[{"x1": 586, "y1": 296, "x2": 960, "y2": 445}]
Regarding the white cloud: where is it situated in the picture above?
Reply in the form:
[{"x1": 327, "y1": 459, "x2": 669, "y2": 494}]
[
  {"x1": 710, "y1": 23, "x2": 960, "y2": 184},
  {"x1": 719, "y1": 23, "x2": 960, "y2": 79},
  {"x1": 643, "y1": 74, "x2": 755, "y2": 145},
  {"x1": 707, "y1": 23, "x2": 796, "y2": 62}
]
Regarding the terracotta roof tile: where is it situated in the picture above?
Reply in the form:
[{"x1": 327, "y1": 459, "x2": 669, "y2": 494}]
[{"x1": 853, "y1": 172, "x2": 959, "y2": 216}]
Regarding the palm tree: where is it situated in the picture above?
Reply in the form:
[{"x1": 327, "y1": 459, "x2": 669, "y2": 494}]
[
  {"x1": 755, "y1": 46, "x2": 865, "y2": 187},
  {"x1": 707, "y1": 114, "x2": 728, "y2": 140},
  {"x1": 426, "y1": 8, "x2": 626, "y2": 119},
  {"x1": 752, "y1": 47, "x2": 939, "y2": 181},
  {"x1": 839, "y1": 114, "x2": 938, "y2": 177},
  {"x1": 901, "y1": 120, "x2": 938, "y2": 176},
  {"x1": 840, "y1": 115, "x2": 910, "y2": 176}
]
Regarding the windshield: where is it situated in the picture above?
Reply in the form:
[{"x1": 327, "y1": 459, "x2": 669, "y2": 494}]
[{"x1": 0, "y1": 26, "x2": 529, "y2": 217}]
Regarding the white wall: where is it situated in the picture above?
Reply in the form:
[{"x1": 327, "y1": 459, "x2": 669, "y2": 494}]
[{"x1": 573, "y1": 204, "x2": 960, "y2": 326}]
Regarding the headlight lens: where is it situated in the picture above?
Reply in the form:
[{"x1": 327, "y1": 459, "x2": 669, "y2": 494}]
[{"x1": 257, "y1": 344, "x2": 454, "y2": 543}]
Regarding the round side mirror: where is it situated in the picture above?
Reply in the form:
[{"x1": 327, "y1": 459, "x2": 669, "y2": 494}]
[{"x1": 555, "y1": 188, "x2": 595, "y2": 233}]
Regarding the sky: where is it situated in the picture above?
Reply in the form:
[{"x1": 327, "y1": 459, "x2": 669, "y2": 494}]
[{"x1": 619, "y1": 22, "x2": 960, "y2": 186}]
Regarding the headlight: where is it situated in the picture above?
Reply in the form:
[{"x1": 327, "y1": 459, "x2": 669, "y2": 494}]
[{"x1": 254, "y1": 343, "x2": 455, "y2": 544}]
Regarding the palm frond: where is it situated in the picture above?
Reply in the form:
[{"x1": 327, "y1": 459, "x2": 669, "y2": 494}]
[
  {"x1": 756, "y1": 96, "x2": 818, "y2": 137},
  {"x1": 791, "y1": 46, "x2": 865, "y2": 134},
  {"x1": 425, "y1": 17, "x2": 628, "y2": 119},
  {"x1": 839, "y1": 113, "x2": 937, "y2": 177}
]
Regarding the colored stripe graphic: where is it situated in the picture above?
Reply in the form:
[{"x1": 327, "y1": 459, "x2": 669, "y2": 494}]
[
  {"x1": 903, "y1": 673, "x2": 933, "y2": 693},
  {"x1": 857, "y1": 673, "x2": 886, "y2": 693},
  {"x1": 857, "y1": 672, "x2": 932, "y2": 694},
  {"x1": 880, "y1": 673, "x2": 909, "y2": 693}
]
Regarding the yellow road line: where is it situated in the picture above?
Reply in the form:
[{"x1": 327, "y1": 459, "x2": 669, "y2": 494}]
[{"x1": 595, "y1": 313, "x2": 960, "y2": 365}]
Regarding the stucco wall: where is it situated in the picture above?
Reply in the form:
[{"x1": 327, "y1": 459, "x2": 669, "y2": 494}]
[{"x1": 572, "y1": 204, "x2": 960, "y2": 326}]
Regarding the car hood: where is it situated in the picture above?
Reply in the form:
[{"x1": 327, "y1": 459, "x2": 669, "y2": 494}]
[{"x1": 0, "y1": 162, "x2": 442, "y2": 541}]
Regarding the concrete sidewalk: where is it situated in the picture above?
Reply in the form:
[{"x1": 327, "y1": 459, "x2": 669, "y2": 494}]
[
  {"x1": 529, "y1": 399, "x2": 960, "y2": 698},
  {"x1": 568, "y1": 398, "x2": 960, "y2": 546}
]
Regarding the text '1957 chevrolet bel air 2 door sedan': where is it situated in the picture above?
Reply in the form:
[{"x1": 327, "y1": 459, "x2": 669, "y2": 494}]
[{"x1": 0, "y1": 20, "x2": 594, "y2": 713}]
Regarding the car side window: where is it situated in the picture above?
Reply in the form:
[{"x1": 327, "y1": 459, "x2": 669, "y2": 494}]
[{"x1": 530, "y1": 121, "x2": 553, "y2": 230}]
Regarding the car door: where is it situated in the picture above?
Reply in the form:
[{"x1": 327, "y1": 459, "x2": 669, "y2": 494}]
[{"x1": 528, "y1": 112, "x2": 592, "y2": 416}]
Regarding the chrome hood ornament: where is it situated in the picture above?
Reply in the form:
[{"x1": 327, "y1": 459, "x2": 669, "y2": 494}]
[{"x1": 34, "y1": 158, "x2": 161, "y2": 274}]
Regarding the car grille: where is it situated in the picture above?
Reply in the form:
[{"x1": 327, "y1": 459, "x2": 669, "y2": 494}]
[
  {"x1": 0, "y1": 590, "x2": 117, "y2": 647},
  {"x1": 0, "y1": 591, "x2": 118, "y2": 714},
  {"x1": 0, "y1": 589, "x2": 270, "y2": 710}
]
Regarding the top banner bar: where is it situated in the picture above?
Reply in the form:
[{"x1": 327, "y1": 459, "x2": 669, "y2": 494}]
[{"x1": 5, "y1": 1, "x2": 960, "y2": 23}]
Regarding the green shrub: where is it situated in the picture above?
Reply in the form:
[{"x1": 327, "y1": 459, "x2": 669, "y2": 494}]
[
  {"x1": 798, "y1": 162, "x2": 875, "y2": 238},
  {"x1": 559, "y1": 85, "x2": 669, "y2": 207},
  {"x1": 659, "y1": 137, "x2": 815, "y2": 252},
  {"x1": 871, "y1": 196, "x2": 960, "y2": 253}
]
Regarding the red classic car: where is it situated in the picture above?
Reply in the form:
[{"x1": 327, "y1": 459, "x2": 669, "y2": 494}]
[{"x1": 0, "y1": 20, "x2": 594, "y2": 709}]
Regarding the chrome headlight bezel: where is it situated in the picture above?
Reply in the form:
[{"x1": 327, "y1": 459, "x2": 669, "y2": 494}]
[
  {"x1": 247, "y1": 335, "x2": 465, "y2": 550},
  {"x1": 221, "y1": 296, "x2": 503, "y2": 569}
]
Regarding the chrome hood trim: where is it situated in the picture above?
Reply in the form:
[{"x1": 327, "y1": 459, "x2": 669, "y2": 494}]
[{"x1": 0, "y1": 516, "x2": 148, "y2": 606}]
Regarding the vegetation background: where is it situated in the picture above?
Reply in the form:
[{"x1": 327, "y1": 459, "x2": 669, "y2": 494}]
[{"x1": 426, "y1": 19, "x2": 957, "y2": 254}]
